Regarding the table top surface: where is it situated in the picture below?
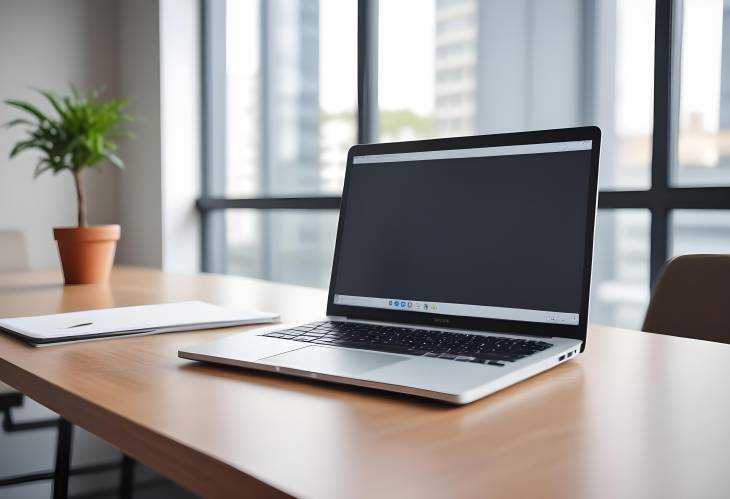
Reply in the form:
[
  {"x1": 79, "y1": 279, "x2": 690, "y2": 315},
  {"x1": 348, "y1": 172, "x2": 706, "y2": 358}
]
[{"x1": 1, "y1": 266, "x2": 729, "y2": 499}]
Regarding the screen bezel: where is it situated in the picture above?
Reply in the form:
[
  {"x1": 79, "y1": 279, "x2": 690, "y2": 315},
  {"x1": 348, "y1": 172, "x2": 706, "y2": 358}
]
[{"x1": 326, "y1": 126, "x2": 601, "y2": 351}]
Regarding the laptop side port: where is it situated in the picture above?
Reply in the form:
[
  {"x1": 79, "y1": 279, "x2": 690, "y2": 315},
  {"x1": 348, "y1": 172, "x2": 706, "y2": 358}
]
[{"x1": 559, "y1": 354, "x2": 566, "y2": 361}]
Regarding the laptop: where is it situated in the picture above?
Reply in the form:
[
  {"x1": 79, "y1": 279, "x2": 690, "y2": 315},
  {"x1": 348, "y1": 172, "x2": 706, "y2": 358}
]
[{"x1": 179, "y1": 126, "x2": 601, "y2": 405}]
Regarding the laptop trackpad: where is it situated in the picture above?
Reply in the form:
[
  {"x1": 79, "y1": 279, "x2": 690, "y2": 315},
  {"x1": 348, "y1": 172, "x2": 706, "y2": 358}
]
[{"x1": 259, "y1": 346, "x2": 408, "y2": 377}]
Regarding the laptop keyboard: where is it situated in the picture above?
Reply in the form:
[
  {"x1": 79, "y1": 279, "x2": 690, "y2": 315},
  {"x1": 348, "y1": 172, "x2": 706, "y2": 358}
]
[{"x1": 262, "y1": 321, "x2": 553, "y2": 367}]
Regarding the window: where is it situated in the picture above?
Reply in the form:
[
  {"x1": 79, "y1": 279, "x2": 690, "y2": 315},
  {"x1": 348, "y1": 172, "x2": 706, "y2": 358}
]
[
  {"x1": 225, "y1": 0, "x2": 259, "y2": 197},
  {"x1": 378, "y1": 0, "x2": 587, "y2": 141},
  {"x1": 675, "y1": 0, "x2": 730, "y2": 186},
  {"x1": 376, "y1": 0, "x2": 655, "y2": 191},
  {"x1": 378, "y1": 0, "x2": 443, "y2": 140},
  {"x1": 225, "y1": 0, "x2": 357, "y2": 197},
  {"x1": 205, "y1": 0, "x2": 354, "y2": 279},
  {"x1": 597, "y1": 0, "x2": 656, "y2": 190},
  {"x1": 672, "y1": 210, "x2": 730, "y2": 255},
  {"x1": 591, "y1": 210, "x2": 651, "y2": 329},
  {"x1": 201, "y1": 0, "x2": 730, "y2": 329},
  {"x1": 226, "y1": 210, "x2": 338, "y2": 287}
]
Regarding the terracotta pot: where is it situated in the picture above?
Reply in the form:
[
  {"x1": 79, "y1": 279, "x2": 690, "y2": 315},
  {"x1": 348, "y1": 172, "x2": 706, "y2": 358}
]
[{"x1": 53, "y1": 225, "x2": 120, "y2": 285}]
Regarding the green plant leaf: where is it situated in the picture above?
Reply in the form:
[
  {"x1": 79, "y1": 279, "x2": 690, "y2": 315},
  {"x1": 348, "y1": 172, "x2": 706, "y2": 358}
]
[
  {"x1": 5, "y1": 86, "x2": 133, "y2": 175},
  {"x1": 33, "y1": 160, "x2": 52, "y2": 178},
  {"x1": 10, "y1": 139, "x2": 39, "y2": 158},
  {"x1": 38, "y1": 90, "x2": 71, "y2": 123},
  {"x1": 2, "y1": 118, "x2": 33, "y2": 129},
  {"x1": 101, "y1": 150, "x2": 124, "y2": 169},
  {"x1": 4, "y1": 99, "x2": 50, "y2": 124}
]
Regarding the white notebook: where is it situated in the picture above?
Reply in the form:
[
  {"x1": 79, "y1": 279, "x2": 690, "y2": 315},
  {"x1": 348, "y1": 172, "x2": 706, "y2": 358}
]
[{"x1": 0, "y1": 301, "x2": 279, "y2": 347}]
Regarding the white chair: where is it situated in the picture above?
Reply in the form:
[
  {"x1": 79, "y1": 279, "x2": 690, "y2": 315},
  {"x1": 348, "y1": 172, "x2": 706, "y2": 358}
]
[
  {"x1": 0, "y1": 230, "x2": 28, "y2": 398},
  {"x1": 0, "y1": 229, "x2": 29, "y2": 272}
]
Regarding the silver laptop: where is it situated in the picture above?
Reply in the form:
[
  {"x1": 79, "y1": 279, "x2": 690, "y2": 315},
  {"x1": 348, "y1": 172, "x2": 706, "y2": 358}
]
[{"x1": 180, "y1": 127, "x2": 601, "y2": 405}]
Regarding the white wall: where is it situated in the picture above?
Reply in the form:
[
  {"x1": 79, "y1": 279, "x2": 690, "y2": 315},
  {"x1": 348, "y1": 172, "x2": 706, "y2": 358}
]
[
  {"x1": 0, "y1": 0, "x2": 201, "y2": 496},
  {"x1": 160, "y1": 0, "x2": 201, "y2": 272},
  {"x1": 114, "y1": 0, "x2": 202, "y2": 271},
  {"x1": 116, "y1": 0, "x2": 164, "y2": 268},
  {"x1": 0, "y1": 0, "x2": 120, "y2": 270}
]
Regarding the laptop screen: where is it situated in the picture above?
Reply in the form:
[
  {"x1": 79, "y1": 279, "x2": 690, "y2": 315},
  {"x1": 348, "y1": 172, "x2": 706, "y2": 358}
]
[{"x1": 329, "y1": 137, "x2": 596, "y2": 329}]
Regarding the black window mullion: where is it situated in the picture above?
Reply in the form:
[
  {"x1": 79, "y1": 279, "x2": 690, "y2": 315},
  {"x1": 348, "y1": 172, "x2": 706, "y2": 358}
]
[
  {"x1": 197, "y1": 197, "x2": 341, "y2": 211},
  {"x1": 648, "y1": 0, "x2": 678, "y2": 285},
  {"x1": 358, "y1": 0, "x2": 378, "y2": 144},
  {"x1": 200, "y1": 0, "x2": 227, "y2": 274}
]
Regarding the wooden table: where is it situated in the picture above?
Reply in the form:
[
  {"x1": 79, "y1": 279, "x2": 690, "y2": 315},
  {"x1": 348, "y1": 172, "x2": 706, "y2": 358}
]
[{"x1": 1, "y1": 267, "x2": 729, "y2": 499}]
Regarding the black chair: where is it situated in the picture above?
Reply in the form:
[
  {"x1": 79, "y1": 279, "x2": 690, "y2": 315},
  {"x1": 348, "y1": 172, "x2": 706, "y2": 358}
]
[{"x1": 643, "y1": 254, "x2": 730, "y2": 344}]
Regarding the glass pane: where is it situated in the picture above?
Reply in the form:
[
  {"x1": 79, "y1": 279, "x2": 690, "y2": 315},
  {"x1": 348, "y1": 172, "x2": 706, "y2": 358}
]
[
  {"x1": 226, "y1": 210, "x2": 339, "y2": 288},
  {"x1": 671, "y1": 210, "x2": 730, "y2": 255},
  {"x1": 594, "y1": 0, "x2": 654, "y2": 190},
  {"x1": 319, "y1": 0, "x2": 358, "y2": 193},
  {"x1": 226, "y1": 0, "x2": 357, "y2": 197},
  {"x1": 590, "y1": 210, "x2": 651, "y2": 329},
  {"x1": 675, "y1": 0, "x2": 730, "y2": 186},
  {"x1": 226, "y1": 0, "x2": 260, "y2": 197},
  {"x1": 226, "y1": 210, "x2": 263, "y2": 278},
  {"x1": 378, "y1": 0, "x2": 440, "y2": 140},
  {"x1": 379, "y1": 0, "x2": 589, "y2": 141},
  {"x1": 377, "y1": 0, "x2": 653, "y2": 190}
]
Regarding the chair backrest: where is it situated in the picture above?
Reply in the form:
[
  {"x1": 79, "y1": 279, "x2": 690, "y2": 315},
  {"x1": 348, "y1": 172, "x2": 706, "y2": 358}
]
[
  {"x1": 643, "y1": 254, "x2": 730, "y2": 344},
  {"x1": 0, "y1": 229, "x2": 29, "y2": 272},
  {"x1": 0, "y1": 230, "x2": 27, "y2": 397}
]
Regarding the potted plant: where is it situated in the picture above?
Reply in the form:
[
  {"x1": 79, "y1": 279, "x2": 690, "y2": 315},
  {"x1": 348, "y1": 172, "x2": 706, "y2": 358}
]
[{"x1": 4, "y1": 87, "x2": 132, "y2": 284}]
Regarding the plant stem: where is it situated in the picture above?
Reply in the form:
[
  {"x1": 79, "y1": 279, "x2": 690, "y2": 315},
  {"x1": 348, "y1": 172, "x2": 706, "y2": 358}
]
[{"x1": 72, "y1": 169, "x2": 87, "y2": 227}]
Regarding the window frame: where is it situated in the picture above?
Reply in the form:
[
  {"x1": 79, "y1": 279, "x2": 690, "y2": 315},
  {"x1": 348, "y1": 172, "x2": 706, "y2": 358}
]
[{"x1": 198, "y1": 0, "x2": 730, "y2": 286}]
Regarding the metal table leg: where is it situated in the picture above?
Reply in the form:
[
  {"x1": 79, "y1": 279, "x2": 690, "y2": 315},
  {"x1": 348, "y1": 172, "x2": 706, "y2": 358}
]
[
  {"x1": 120, "y1": 454, "x2": 135, "y2": 499},
  {"x1": 52, "y1": 418, "x2": 73, "y2": 499}
]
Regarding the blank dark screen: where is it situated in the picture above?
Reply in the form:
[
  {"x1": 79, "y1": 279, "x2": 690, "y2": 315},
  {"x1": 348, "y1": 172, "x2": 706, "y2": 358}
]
[{"x1": 332, "y1": 149, "x2": 593, "y2": 314}]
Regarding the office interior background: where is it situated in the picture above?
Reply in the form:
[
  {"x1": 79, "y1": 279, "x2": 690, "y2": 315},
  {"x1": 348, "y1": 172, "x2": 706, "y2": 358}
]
[
  {"x1": 1, "y1": 0, "x2": 730, "y2": 496},
  {"x1": 3, "y1": 0, "x2": 730, "y2": 331}
]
